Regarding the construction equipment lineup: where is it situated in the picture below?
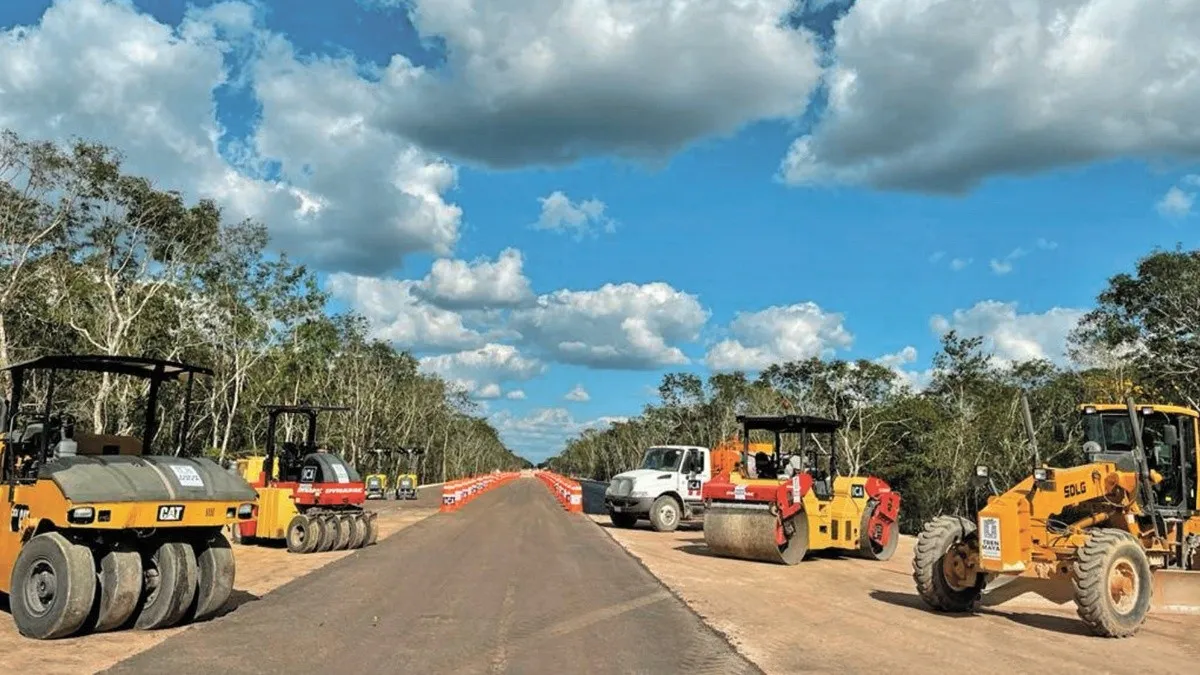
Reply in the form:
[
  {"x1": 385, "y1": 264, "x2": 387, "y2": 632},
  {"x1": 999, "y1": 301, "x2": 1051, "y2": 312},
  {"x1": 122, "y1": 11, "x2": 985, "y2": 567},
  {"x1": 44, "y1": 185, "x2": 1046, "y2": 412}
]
[{"x1": 2, "y1": 353, "x2": 1199, "y2": 650}]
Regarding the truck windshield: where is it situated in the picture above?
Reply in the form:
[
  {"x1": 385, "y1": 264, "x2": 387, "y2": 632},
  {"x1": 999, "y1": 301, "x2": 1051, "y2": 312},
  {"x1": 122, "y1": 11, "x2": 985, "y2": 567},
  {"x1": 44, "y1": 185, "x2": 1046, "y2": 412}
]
[{"x1": 641, "y1": 447, "x2": 683, "y2": 471}]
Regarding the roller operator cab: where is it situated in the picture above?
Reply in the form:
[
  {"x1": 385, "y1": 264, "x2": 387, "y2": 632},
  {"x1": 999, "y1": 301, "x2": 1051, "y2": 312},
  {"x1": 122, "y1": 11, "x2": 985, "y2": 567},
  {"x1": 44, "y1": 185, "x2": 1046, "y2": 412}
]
[
  {"x1": 604, "y1": 445, "x2": 712, "y2": 532},
  {"x1": 914, "y1": 395, "x2": 1200, "y2": 638},
  {"x1": 233, "y1": 404, "x2": 378, "y2": 554},
  {"x1": 0, "y1": 355, "x2": 258, "y2": 640}
]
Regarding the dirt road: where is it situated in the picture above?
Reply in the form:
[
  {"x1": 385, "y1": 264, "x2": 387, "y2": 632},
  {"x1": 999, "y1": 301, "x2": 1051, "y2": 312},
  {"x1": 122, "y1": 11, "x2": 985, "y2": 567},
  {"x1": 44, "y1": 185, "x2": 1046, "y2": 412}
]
[
  {"x1": 589, "y1": 513, "x2": 1200, "y2": 675},
  {"x1": 105, "y1": 478, "x2": 757, "y2": 675},
  {"x1": 1, "y1": 486, "x2": 441, "y2": 674}
]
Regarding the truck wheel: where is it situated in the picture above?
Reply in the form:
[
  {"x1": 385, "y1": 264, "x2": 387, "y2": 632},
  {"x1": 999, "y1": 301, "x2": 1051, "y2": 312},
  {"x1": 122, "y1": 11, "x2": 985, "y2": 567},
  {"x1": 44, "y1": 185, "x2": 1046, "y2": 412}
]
[
  {"x1": 10, "y1": 532, "x2": 97, "y2": 639},
  {"x1": 649, "y1": 496, "x2": 681, "y2": 533},
  {"x1": 1073, "y1": 529, "x2": 1153, "y2": 637},
  {"x1": 190, "y1": 533, "x2": 235, "y2": 623},
  {"x1": 92, "y1": 544, "x2": 143, "y2": 633},
  {"x1": 610, "y1": 512, "x2": 638, "y2": 529},
  {"x1": 912, "y1": 515, "x2": 985, "y2": 612},
  {"x1": 133, "y1": 541, "x2": 198, "y2": 630},
  {"x1": 858, "y1": 500, "x2": 899, "y2": 562},
  {"x1": 286, "y1": 515, "x2": 316, "y2": 554}
]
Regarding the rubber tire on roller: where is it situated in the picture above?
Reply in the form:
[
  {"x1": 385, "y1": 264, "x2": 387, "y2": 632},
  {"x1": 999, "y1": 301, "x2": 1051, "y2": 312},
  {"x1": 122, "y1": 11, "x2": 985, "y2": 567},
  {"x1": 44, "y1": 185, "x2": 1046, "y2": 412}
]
[
  {"x1": 364, "y1": 512, "x2": 379, "y2": 546},
  {"x1": 133, "y1": 541, "x2": 198, "y2": 630},
  {"x1": 649, "y1": 495, "x2": 682, "y2": 533},
  {"x1": 10, "y1": 532, "x2": 97, "y2": 640},
  {"x1": 303, "y1": 516, "x2": 325, "y2": 554},
  {"x1": 316, "y1": 515, "x2": 340, "y2": 552},
  {"x1": 858, "y1": 500, "x2": 900, "y2": 562},
  {"x1": 348, "y1": 514, "x2": 368, "y2": 549},
  {"x1": 334, "y1": 514, "x2": 354, "y2": 550},
  {"x1": 286, "y1": 515, "x2": 317, "y2": 554},
  {"x1": 92, "y1": 544, "x2": 143, "y2": 633},
  {"x1": 610, "y1": 512, "x2": 638, "y2": 529},
  {"x1": 913, "y1": 515, "x2": 986, "y2": 612},
  {"x1": 189, "y1": 533, "x2": 235, "y2": 622},
  {"x1": 1072, "y1": 528, "x2": 1153, "y2": 638}
]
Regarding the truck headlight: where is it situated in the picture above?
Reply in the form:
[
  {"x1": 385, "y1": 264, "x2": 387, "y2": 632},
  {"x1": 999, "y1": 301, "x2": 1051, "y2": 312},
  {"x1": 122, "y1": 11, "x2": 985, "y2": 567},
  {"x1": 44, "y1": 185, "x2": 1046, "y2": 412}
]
[
  {"x1": 630, "y1": 490, "x2": 649, "y2": 498},
  {"x1": 237, "y1": 503, "x2": 255, "y2": 519},
  {"x1": 68, "y1": 506, "x2": 95, "y2": 524}
]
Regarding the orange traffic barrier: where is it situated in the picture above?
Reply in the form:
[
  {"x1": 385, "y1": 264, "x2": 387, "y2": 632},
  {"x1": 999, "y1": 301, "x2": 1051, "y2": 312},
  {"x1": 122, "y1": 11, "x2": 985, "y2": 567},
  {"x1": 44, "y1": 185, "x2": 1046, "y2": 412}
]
[
  {"x1": 534, "y1": 470, "x2": 582, "y2": 513},
  {"x1": 440, "y1": 471, "x2": 520, "y2": 513}
]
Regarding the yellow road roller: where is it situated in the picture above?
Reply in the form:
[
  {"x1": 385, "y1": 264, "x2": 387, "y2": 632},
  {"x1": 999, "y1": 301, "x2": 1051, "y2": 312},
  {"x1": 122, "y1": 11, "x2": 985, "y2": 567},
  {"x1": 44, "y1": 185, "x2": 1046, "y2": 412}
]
[{"x1": 0, "y1": 355, "x2": 258, "y2": 639}]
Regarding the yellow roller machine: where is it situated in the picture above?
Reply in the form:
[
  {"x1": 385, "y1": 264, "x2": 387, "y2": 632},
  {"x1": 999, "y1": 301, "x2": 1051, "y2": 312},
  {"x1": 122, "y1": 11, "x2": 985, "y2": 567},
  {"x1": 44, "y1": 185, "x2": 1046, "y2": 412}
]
[
  {"x1": 0, "y1": 355, "x2": 258, "y2": 640},
  {"x1": 701, "y1": 414, "x2": 901, "y2": 565}
]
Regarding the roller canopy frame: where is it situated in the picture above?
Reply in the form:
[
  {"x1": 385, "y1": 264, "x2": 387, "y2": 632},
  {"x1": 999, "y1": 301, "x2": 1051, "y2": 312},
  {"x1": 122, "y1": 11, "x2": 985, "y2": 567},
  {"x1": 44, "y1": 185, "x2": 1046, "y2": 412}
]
[{"x1": 2, "y1": 354, "x2": 213, "y2": 488}]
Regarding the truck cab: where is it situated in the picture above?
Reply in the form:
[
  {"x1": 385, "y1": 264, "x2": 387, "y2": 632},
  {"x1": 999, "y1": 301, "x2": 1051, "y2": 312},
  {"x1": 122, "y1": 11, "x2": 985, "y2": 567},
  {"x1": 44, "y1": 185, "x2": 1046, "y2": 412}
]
[{"x1": 604, "y1": 445, "x2": 711, "y2": 532}]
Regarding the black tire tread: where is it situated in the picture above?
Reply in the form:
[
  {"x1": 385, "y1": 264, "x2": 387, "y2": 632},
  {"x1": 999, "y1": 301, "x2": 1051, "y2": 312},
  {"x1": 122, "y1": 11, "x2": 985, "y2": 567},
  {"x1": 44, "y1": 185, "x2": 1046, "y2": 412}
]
[
  {"x1": 1072, "y1": 528, "x2": 1151, "y2": 638},
  {"x1": 912, "y1": 515, "x2": 983, "y2": 612}
]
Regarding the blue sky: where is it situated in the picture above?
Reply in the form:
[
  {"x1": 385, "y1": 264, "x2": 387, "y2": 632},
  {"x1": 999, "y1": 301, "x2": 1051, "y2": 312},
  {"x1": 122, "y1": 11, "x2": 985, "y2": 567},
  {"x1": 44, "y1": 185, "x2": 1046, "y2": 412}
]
[{"x1": 2, "y1": 0, "x2": 1198, "y2": 461}]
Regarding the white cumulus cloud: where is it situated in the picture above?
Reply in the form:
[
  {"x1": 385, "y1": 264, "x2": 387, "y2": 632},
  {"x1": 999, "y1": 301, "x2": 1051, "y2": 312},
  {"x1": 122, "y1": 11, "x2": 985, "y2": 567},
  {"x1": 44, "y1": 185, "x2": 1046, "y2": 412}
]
[
  {"x1": 419, "y1": 343, "x2": 546, "y2": 399},
  {"x1": 326, "y1": 274, "x2": 483, "y2": 351},
  {"x1": 931, "y1": 300, "x2": 1086, "y2": 365},
  {"x1": 490, "y1": 407, "x2": 624, "y2": 461},
  {"x1": 782, "y1": 0, "x2": 1200, "y2": 193},
  {"x1": 564, "y1": 384, "x2": 590, "y2": 403},
  {"x1": 534, "y1": 191, "x2": 615, "y2": 237},
  {"x1": 415, "y1": 248, "x2": 534, "y2": 309},
  {"x1": 1157, "y1": 185, "x2": 1195, "y2": 218},
  {"x1": 705, "y1": 302, "x2": 854, "y2": 372},
  {"x1": 511, "y1": 282, "x2": 709, "y2": 370},
  {"x1": 0, "y1": 0, "x2": 462, "y2": 275},
  {"x1": 374, "y1": 0, "x2": 823, "y2": 167}
]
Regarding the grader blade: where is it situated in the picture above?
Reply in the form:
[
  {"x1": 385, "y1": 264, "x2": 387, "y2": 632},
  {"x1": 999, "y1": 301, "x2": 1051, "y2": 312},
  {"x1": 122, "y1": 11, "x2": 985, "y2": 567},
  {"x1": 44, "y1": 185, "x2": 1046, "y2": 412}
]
[
  {"x1": 1150, "y1": 569, "x2": 1200, "y2": 614},
  {"x1": 703, "y1": 504, "x2": 791, "y2": 565}
]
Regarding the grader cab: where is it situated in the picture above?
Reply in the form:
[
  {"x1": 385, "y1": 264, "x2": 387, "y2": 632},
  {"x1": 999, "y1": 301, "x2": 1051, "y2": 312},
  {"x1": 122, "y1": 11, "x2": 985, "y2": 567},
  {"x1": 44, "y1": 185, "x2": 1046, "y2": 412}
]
[{"x1": 913, "y1": 395, "x2": 1200, "y2": 638}]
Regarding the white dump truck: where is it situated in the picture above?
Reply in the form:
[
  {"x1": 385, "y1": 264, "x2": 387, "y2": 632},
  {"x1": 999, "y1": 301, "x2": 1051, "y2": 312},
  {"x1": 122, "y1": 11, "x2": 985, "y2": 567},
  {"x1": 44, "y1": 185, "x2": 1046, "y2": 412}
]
[{"x1": 603, "y1": 445, "x2": 711, "y2": 532}]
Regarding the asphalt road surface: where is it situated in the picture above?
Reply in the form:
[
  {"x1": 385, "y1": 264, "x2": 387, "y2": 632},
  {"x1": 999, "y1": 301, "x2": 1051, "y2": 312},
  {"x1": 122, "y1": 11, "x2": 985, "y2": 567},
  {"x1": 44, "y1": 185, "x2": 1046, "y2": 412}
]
[{"x1": 106, "y1": 478, "x2": 758, "y2": 675}]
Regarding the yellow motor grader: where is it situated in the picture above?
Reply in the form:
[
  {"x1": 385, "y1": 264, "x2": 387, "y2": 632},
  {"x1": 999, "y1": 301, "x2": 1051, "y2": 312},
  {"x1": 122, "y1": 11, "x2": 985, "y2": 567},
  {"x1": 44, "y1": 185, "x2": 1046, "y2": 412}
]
[{"x1": 913, "y1": 394, "x2": 1200, "y2": 637}]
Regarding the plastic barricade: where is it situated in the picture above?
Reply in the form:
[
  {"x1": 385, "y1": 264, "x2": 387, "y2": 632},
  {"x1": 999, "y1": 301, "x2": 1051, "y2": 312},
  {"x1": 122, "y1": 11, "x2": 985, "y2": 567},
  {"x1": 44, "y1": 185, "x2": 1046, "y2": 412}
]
[
  {"x1": 439, "y1": 471, "x2": 520, "y2": 513},
  {"x1": 533, "y1": 470, "x2": 583, "y2": 513}
]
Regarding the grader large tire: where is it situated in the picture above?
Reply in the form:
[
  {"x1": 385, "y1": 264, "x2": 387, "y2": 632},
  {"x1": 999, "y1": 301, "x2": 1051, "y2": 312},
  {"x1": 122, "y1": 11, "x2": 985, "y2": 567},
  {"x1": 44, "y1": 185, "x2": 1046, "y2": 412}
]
[
  {"x1": 133, "y1": 541, "x2": 198, "y2": 630},
  {"x1": 316, "y1": 515, "x2": 340, "y2": 552},
  {"x1": 92, "y1": 544, "x2": 143, "y2": 633},
  {"x1": 610, "y1": 511, "x2": 638, "y2": 529},
  {"x1": 190, "y1": 534, "x2": 235, "y2": 622},
  {"x1": 334, "y1": 515, "x2": 354, "y2": 550},
  {"x1": 286, "y1": 515, "x2": 317, "y2": 554},
  {"x1": 1072, "y1": 529, "x2": 1153, "y2": 638},
  {"x1": 913, "y1": 515, "x2": 986, "y2": 612},
  {"x1": 649, "y1": 496, "x2": 682, "y2": 533},
  {"x1": 858, "y1": 500, "x2": 900, "y2": 562},
  {"x1": 10, "y1": 532, "x2": 97, "y2": 639}
]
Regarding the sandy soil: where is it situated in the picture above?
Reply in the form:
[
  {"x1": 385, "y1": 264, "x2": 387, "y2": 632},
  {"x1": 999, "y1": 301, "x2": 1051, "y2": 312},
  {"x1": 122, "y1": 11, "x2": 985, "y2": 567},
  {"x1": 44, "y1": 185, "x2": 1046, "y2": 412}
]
[
  {"x1": 1, "y1": 497, "x2": 439, "y2": 675},
  {"x1": 588, "y1": 515, "x2": 1200, "y2": 675}
]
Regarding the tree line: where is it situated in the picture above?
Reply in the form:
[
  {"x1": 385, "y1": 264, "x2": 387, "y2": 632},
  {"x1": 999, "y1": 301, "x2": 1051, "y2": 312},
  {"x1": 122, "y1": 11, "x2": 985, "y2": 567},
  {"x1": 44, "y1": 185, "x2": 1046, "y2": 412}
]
[
  {"x1": 548, "y1": 244, "x2": 1198, "y2": 532},
  {"x1": 0, "y1": 130, "x2": 530, "y2": 481}
]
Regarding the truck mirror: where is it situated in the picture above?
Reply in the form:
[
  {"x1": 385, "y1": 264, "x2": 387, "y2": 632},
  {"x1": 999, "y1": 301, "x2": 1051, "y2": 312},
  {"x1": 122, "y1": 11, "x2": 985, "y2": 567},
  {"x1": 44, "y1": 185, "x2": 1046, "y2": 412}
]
[
  {"x1": 1052, "y1": 422, "x2": 1068, "y2": 443},
  {"x1": 1164, "y1": 425, "x2": 1179, "y2": 447}
]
